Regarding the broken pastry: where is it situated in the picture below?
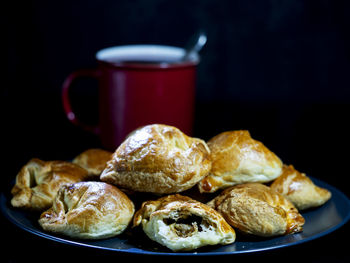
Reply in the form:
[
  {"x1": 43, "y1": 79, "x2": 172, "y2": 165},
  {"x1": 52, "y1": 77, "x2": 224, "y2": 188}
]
[
  {"x1": 39, "y1": 181, "x2": 134, "y2": 239},
  {"x1": 100, "y1": 124, "x2": 211, "y2": 194},
  {"x1": 11, "y1": 159, "x2": 88, "y2": 211},
  {"x1": 198, "y1": 130, "x2": 283, "y2": 193},
  {"x1": 133, "y1": 194, "x2": 236, "y2": 251},
  {"x1": 208, "y1": 183, "x2": 304, "y2": 237},
  {"x1": 270, "y1": 165, "x2": 331, "y2": 210},
  {"x1": 72, "y1": 148, "x2": 113, "y2": 178}
]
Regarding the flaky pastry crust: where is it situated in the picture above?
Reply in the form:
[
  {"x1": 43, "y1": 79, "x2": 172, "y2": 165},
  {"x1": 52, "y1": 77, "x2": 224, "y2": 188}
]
[
  {"x1": 198, "y1": 130, "x2": 283, "y2": 193},
  {"x1": 270, "y1": 165, "x2": 331, "y2": 210},
  {"x1": 208, "y1": 183, "x2": 304, "y2": 237},
  {"x1": 100, "y1": 124, "x2": 211, "y2": 194},
  {"x1": 39, "y1": 181, "x2": 134, "y2": 239},
  {"x1": 72, "y1": 148, "x2": 113, "y2": 178},
  {"x1": 133, "y1": 194, "x2": 235, "y2": 251},
  {"x1": 11, "y1": 159, "x2": 88, "y2": 211}
]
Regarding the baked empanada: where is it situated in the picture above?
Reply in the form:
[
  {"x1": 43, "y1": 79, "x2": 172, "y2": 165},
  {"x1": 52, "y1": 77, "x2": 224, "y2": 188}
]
[
  {"x1": 11, "y1": 159, "x2": 88, "y2": 211},
  {"x1": 198, "y1": 130, "x2": 283, "y2": 193},
  {"x1": 270, "y1": 165, "x2": 331, "y2": 210},
  {"x1": 208, "y1": 183, "x2": 304, "y2": 237},
  {"x1": 100, "y1": 124, "x2": 211, "y2": 194},
  {"x1": 133, "y1": 194, "x2": 235, "y2": 251},
  {"x1": 39, "y1": 181, "x2": 134, "y2": 239},
  {"x1": 72, "y1": 148, "x2": 112, "y2": 178}
]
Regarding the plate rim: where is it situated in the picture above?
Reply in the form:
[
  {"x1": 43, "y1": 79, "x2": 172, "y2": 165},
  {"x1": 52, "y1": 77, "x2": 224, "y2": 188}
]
[{"x1": 1, "y1": 177, "x2": 350, "y2": 256}]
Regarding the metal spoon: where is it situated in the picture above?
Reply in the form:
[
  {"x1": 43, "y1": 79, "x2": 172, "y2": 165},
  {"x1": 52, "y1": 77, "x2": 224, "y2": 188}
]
[{"x1": 181, "y1": 30, "x2": 207, "y2": 61}]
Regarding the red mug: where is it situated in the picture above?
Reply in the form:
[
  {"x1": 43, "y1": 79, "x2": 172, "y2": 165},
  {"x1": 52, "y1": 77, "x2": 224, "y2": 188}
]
[{"x1": 62, "y1": 45, "x2": 199, "y2": 150}]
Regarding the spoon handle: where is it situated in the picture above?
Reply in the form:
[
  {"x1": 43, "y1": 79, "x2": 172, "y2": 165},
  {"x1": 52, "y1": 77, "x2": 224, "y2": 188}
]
[{"x1": 182, "y1": 30, "x2": 207, "y2": 61}]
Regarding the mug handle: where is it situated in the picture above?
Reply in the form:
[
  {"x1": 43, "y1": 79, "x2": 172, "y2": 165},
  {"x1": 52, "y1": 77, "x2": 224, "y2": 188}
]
[{"x1": 62, "y1": 69, "x2": 101, "y2": 134}]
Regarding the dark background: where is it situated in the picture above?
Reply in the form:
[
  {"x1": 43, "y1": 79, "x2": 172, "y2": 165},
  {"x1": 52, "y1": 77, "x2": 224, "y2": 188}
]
[{"x1": 2, "y1": 0, "x2": 350, "y2": 262}]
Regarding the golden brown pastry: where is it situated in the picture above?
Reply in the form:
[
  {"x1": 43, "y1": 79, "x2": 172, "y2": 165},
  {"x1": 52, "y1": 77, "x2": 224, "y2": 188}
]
[
  {"x1": 72, "y1": 148, "x2": 113, "y2": 178},
  {"x1": 207, "y1": 183, "x2": 304, "y2": 237},
  {"x1": 39, "y1": 181, "x2": 134, "y2": 239},
  {"x1": 133, "y1": 194, "x2": 235, "y2": 251},
  {"x1": 198, "y1": 130, "x2": 283, "y2": 193},
  {"x1": 100, "y1": 124, "x2": 211, "y2": 194},
  {"x1": 11, "y1": 159, "x2": 88, "y2": 211},
  {"x1": 270, "y1": 165, "x2": 331, "y2": 210}
]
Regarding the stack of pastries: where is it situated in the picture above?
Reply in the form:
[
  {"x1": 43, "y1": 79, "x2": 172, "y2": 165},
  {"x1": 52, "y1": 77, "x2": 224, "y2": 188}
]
[{"x1": 10, "y1": 124, "x2": 331, "y2": 251}]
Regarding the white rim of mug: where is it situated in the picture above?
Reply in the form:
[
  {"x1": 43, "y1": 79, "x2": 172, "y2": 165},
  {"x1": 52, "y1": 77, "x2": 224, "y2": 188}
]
[{"x1": 95, "y1": 45, "x2": 199, "y2": 68}]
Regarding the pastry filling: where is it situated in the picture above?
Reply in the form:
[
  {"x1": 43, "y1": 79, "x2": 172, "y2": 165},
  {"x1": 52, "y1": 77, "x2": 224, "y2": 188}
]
[{"x1": 163, "y1": 215, "x2": 209, "y2": 237}]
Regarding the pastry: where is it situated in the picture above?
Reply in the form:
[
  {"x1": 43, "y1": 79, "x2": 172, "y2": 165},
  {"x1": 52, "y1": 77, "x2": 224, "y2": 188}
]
[
  {"x1": 72, "y1": 148, "x2": 113, "y2": 178},
  {"x1": 270, "y1": 165, "x2": 331, "y2": 210},
  {"x1": 100, "y1": 124, "x2": 211, "y2": 194},
  {"x1": 11, "y1": 159, "x2": 88, "y2": 211},
  {"x1": 133, "y1": 194, "x2": 235, "y2": 251},
  {"x1": 198, "y1": 130, "x2": 283, "y2": 193},
  {"x1": 207, "y1": 183, "x2": 304, "y2": 237},
  {"x1": 39, "y1": 181, "x2": 134, "y2": 239}
]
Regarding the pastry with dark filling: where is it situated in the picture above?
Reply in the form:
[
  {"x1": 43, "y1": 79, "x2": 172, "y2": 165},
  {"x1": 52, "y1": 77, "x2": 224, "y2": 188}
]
[{"x1": 133, "y1": 194, "x2": 236, "y2": 251}]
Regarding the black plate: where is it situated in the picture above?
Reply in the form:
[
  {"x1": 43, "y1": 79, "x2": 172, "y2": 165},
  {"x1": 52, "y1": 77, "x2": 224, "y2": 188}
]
[{"x1": 1, "y1": 177, "x2": 350, "y2": 256}]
